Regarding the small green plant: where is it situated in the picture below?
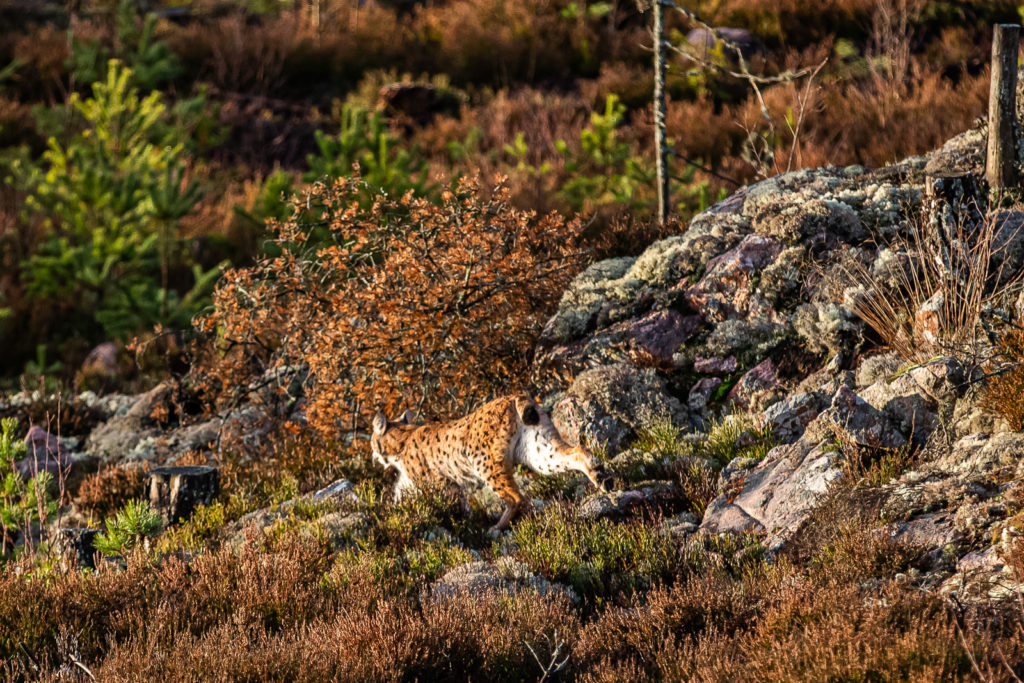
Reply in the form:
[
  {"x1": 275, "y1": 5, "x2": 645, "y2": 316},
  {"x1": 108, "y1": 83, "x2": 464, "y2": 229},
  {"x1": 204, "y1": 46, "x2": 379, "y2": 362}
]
[
  {"x1": 68, "y1": 0, "x2": 182, "y2": 92},
  {"x1": 0, "y1": 418, "x2": 58, "y2": 556},
  {"x1": 633, "y1": 413, "x2": 686, "y2": 458},
  {"x1": 700, "y1": 411, "x2": 775, "y2": 468},
  {"x1": 94, "y1": 499, "x2": 162, "y2": 556},
  {"x1": 306, "y1": 103, "x2": 436, "y2": 204},
  {"x1": 155, "y1": 501, "x2": 228, "y2": 554}
]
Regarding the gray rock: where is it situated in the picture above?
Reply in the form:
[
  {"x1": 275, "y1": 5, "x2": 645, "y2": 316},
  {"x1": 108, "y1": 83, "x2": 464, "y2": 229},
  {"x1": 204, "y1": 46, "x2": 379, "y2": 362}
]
[
  {"x1": 85, "y1": 382, "x2": 173, "y2": 464},
  {"x1": 726, "y1": 358, "x2": 780, "y2": 411},
  {"x1": 578, "y1": 481, "x2": 680, "y2": 521},
  {"x1": 431, "y1": 557, "x2": 578, "y2": 604},
  {"x1": 855, "y1": 352, "x2": 902, "y2": 387},
  {"x1": 793, "y1": 301, "x2": 863, "y2": 356},
  {"x1": 683, "y1": 234, "x2": 783, "y2": 322},
  {"x1": 820, "y1": 385, "x2": 907, "y2": 450},
  {"x1": 17, "y1": 425, "x2": 72, "y2": 479},
  {"x1": 552, "y1": 364, "x2": 689, "y2": 454},
  {"x1": 693, "y1": 355, "x2": 738, "y2": 375},
  {"x1": 762, "y1": 392, "x2": 825, "y2": 444},
  {"x1": 318, "y1": 512, "x2": 368, "y2": 547},
  {"x1": 700, "y1": 436, "x2": 843, "y2": 549},
  {"x1": 688, "y1": 377, "x2": 722, "y2": 413},
  {"x1": 662, "y1": 511, "x2": 701, "y2": 538}
]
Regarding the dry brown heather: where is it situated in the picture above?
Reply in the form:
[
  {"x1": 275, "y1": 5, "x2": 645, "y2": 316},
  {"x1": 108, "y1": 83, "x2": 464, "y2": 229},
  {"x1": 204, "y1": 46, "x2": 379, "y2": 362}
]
[{"x1": 4, "y1": 484, "x2": 1024, "y2": 680}]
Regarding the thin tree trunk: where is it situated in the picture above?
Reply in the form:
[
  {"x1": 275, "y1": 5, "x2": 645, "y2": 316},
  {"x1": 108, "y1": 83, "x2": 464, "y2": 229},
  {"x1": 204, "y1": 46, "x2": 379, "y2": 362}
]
[
  {"x1": 653, "y1": 0, "x2": 669, "y2": 226},
  {"x1": 987, "y1": 24, "x2": 1021, "y2": 195}
]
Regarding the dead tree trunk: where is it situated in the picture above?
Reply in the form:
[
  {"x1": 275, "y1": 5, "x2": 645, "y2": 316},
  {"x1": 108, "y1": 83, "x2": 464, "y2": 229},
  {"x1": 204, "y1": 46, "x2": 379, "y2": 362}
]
[
  {"x1": 653, "y1": 0, "x2": 669, "y2": 226},
  {"x1": 987, "y1": 24, "x2": 1020, "y2": 195}
]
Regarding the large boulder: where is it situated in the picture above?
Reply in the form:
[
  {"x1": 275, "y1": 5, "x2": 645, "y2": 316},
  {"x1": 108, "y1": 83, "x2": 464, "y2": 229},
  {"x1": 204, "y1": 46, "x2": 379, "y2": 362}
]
[
  {"x1": 701, "y1": 384, "x2": 908, "y2": 548},
  {"x1": 551, "y1": 364, "x2": 689, "y2": 454}
]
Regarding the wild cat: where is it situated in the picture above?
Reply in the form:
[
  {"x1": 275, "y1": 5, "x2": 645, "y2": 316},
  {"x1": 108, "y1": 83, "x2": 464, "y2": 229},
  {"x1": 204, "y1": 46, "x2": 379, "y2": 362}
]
[{"x1": 370, "y1": 392, "x2": 611, "y2": 531}]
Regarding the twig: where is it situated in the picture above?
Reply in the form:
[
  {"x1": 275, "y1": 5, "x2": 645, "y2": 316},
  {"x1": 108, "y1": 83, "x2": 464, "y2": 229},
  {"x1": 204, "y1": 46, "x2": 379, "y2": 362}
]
[{"x1": 525, "y1": 631, "x2": 570, "y2": 682}]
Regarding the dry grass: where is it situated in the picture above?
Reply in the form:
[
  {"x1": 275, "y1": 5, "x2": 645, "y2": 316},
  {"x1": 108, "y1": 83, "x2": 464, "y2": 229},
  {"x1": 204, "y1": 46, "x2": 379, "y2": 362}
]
[{"x1": 837, "y1": 210, "x2": 1022, "y2": 362}]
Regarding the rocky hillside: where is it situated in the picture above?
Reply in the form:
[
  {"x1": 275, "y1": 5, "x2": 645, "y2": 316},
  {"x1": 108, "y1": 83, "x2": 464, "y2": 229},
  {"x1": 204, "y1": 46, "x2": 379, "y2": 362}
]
[{"x1": 6, "y1": 124, "x2": 1024, "y2": 678}]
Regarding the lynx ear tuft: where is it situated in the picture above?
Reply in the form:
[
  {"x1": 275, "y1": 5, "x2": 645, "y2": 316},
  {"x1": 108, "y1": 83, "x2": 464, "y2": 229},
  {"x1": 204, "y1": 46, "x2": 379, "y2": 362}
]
[{"x1": 372, "y1": 412, "x2": 388, "y2": 435}]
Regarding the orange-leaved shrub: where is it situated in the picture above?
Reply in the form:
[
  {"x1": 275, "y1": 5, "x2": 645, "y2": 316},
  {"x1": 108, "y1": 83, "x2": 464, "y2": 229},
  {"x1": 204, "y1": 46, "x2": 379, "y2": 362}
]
[{"x1": 192, "y1": 173, "x2": 585, "y2": 435}]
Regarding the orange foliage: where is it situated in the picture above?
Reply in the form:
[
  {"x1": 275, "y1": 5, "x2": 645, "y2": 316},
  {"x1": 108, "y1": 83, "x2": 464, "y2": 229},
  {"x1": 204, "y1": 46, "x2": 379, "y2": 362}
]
[{"x1": 193, "y1": 173, "x2": 585, "y2": 435}]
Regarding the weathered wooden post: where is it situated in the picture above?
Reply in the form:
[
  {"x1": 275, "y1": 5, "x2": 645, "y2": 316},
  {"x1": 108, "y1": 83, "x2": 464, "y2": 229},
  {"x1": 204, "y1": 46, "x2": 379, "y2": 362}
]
[
  {"x1": 653, "y1": 0, "x2": 670, "y2": 226},
  {"x1": 986, "y1": 24, "x2": 1020, "y2": 195}
]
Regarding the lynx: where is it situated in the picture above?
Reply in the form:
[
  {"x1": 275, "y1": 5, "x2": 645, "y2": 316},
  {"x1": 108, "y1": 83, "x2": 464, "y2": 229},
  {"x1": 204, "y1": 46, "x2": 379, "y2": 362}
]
[{"x1": 371, "y1": 392, "x2": 610, "y2": 531}]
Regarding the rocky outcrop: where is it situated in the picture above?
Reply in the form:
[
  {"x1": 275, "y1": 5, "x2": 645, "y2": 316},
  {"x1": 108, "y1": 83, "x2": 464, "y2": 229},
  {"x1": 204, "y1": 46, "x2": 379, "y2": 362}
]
[{"x1": 535, "y1": 158, "x2": 932, "y2": 458}]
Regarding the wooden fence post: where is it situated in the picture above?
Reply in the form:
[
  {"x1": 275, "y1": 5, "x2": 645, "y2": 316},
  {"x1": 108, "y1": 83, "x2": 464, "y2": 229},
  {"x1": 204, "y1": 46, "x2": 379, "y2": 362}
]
[{"x1": 986, "y1": 23, "x2": 1020, "y2": 194}]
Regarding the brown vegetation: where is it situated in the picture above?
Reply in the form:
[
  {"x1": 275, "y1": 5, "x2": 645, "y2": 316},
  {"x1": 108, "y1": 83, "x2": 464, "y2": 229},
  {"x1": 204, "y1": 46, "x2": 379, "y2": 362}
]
[{"x1": 193, "y1": 173, "x2": 584, "y2": 434}]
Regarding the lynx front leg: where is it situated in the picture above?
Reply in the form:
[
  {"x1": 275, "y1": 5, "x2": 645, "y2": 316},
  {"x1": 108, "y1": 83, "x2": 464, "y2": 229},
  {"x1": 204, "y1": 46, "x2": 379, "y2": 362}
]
[
  {"x1": 392, "y1": 472, "x2": 418, "y2": 503},
  {"x1": 487, "y1": 466, "x2": 527, "y2": 533}
]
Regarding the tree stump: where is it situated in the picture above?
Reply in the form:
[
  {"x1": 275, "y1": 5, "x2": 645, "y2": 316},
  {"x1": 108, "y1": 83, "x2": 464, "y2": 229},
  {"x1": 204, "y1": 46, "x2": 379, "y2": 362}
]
[
  {"x1": 148, "y1": 465, "x2": 219, "y2": 525},
  {"x1": 51, "y1": 528, "x2": 100, "y2": 570}
]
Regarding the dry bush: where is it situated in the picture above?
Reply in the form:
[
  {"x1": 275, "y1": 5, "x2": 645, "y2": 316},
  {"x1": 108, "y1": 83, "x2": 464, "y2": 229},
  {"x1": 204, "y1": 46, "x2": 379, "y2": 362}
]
[
  {"x1": 167, "y1": 14, "x2": 302, "y2": 98},
  {"x1": 92, "y1": 589, "x2": 578, "y2": 681},
  {"x1": 76, "y1": 465, "x2": 148, "y2": 520},
  {"x1": 981, "y1": 328, "x2": 1024, "y2": 431},
  {"x1": 418, "y1": 0, "x2": 596, "y2": 87},
  {"x1": 192, "y1": 173, "x2": 585, "y2": 435}
]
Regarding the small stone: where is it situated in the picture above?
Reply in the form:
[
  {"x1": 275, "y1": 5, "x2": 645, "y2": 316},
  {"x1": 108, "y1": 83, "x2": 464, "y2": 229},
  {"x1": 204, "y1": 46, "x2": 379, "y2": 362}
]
[
  {"x1": 18, "y1": 426, "x2": 72, "y2": 479},
  {"x1": 689, "y1": 377, "x2": 723, "y2": 413},
  {"x1": 693, "y1": 355, "x2": 738, "y2": 375}
]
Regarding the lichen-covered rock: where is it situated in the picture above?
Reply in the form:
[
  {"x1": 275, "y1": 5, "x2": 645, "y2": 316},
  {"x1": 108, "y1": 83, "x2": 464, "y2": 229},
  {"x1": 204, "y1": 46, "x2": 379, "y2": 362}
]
[
  {"x1": 793, "y1": 301, "x2": 863, "y2": 356},
  {"x1": 762, "y1": 392, "x2": 826, "y2": 444},
  {"x1": 683, "y1": 234, "x2": 783, "y2": 322},
  {"x1": 820, "y1": 385, "x2": 907, "y2": 450},
  {"x1": 859, "y1": 357, "x2": 963, "y2": 439},
  {"x1": 759, "y1": 246, "x2": 807, "y2": 306},
  {"x1": 855, "y1": 352, "x2": 901, "y2": 387},
  {"x1": 538, "y1": 257, "x2": 638, "y2": 345},
  {"x1": 688, "y1": 377, "x2": 722, "y2": 413},
  {"x1": 552, "y1": 364, "x2": 689, "y2": 454},
  {"x1": 431, "y1": 557, "x2": 578, "y2": 604},
  {"x1": 701, "y1": 319, "x2": 787, "y2": 366},
  {"x1": 752, "y1": 196, "x2": 864, "y2": 245},
  {"x1": 535, "y1": 311, "x2": 700, "y2": 390},
  {"x1": 85, "y1": 382, "x2": 174, "y2": 464},
  {"x1": 726, "y1": 359, "x2": 780, "y2": 411}
]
